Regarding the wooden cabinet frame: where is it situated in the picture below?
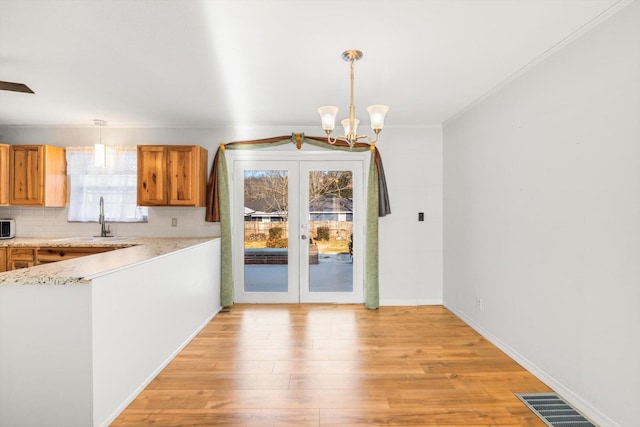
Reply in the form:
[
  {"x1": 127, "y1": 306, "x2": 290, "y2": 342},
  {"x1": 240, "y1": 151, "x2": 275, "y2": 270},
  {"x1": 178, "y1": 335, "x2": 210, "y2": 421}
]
[
  {"x1": 0, "y1": 247, "x2": 6, "y2": 273},
  {"x1": 137, "y1": 145, "x2": 207, "y2": 207},
  {"x1": 8, "y1": 145, "x2": 67, "y2": 207},
  {"x1": 36, "y1": 247, "x2": 117, "y2": 265},
  {"x1": 2, "y1": 246, "x2": 123, "y2": 271},
  {"x1": 6, "y1": 247, "x2": 37, "y2": 270},
  {"x1": 0, "y1": 144, "x2": 8, "y2": 206}
]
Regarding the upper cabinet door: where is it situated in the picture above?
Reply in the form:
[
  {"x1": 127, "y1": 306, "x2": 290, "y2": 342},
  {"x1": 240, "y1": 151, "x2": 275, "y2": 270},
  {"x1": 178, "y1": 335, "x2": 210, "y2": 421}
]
[
  {"x1": 137, "y1": 145, "x2": 207, "y2": 207},
  {"x1": 137, "y1": 146, "x2": 167, "y2": 206},
  {"x1": 10, "y1": 145, "x2": 42, "y2": 205},
  {"x1": 166, "y1": 146, "x2": 207, "y2": 207},
  {"x1": 0, "y1": 144, "x2": 9, "y2": 206},
  {"x1": 8, "y1": 145, "x2": 66, "y2": 207}
]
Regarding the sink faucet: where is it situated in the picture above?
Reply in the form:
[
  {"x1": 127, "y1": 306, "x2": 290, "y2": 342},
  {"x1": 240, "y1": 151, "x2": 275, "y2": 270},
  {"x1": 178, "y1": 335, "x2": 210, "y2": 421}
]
[{"x1": 98, "y1": 196, "x2": 112, "y2": 237}]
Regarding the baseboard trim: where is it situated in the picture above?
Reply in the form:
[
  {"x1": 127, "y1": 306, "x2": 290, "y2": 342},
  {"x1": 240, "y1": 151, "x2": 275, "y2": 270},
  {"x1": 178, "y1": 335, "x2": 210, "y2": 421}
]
[
  {"x1": 417, "y1": 298, "x2": 443, "y2": 306},
  {"x1": 380, "y1": 298, "x2": 443, "y2": 306},
  {"x1": 444, "y1": 303, "x2": 621, "y2": 427}
]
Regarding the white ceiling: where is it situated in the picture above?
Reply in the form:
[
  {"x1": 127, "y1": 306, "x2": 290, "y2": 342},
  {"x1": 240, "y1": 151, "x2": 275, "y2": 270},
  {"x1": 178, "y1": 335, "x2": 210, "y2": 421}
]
[{"x1": 0, "y1": 0, "x2": 630, "y2": 129}]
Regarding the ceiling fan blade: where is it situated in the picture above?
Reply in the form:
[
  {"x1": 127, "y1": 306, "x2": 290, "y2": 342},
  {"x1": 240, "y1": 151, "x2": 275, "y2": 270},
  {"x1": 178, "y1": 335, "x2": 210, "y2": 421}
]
[{"x1": 0, "y1": 81, "x2": 35, "y2": 93}]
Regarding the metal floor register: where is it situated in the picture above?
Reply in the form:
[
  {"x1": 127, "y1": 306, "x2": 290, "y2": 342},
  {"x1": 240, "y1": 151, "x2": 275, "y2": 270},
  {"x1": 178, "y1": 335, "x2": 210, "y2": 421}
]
[{"x1": 516, "y1": 393, "x2": 597, "y2": 427}]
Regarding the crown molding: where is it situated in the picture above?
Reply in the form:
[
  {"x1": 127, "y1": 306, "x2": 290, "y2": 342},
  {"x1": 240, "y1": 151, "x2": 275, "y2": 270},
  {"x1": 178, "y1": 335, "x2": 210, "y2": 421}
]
[{"x1": 443, "y1": 0, "x2": 635, "y2": 127}]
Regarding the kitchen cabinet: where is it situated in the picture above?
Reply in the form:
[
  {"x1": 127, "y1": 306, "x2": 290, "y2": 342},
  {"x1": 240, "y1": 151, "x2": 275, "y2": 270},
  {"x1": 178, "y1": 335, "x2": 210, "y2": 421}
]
[
  {"x1": 0, "y1": 144, "x2": 8, "y2": 206},
  {"x1": 9, "y1": 145, "x2": 67, "y2": 207},
  {"x1": 36, "y1": 246, "x2": 118, "y2": 265},
  {"x1": 137, "y1": 145, "x2": 166, "y2": 206},
  {"x1": 0, "y1": 247, "x2": 6, "y2": 272},
  {"x1": 3, "y1": 245, "x2": 123, "y2": 270},
  {"x1": 7, "y1": 247, "x2": 37, "y2": 270},
  {"x1": 137, "y1": 145, "x2": 208, "y2": 207}
]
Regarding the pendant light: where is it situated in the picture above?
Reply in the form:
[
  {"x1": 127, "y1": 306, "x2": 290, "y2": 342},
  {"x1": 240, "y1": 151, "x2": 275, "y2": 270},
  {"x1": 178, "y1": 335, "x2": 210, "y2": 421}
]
[{"x1": 94, "y1": 119, "x2": 106, "y2": 168}]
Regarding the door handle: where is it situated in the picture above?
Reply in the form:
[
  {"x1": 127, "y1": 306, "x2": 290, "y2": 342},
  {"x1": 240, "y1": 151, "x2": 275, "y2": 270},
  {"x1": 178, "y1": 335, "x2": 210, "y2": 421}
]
[{"x1": 301, "y1": 235, "x2": 308, "y2": 240}]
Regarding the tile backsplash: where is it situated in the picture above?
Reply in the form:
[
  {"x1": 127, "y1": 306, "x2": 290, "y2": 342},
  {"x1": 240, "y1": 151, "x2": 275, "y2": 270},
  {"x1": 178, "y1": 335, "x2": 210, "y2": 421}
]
[{"x1": 0, "y1": 206, "x2": 219, "y2": 238}]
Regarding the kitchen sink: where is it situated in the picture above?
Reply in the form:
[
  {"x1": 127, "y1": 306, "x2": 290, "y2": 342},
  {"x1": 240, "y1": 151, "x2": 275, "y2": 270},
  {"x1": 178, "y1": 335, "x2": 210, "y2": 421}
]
[{"x1": 52, "y1": 236, "x2": 133, "y2": 243}]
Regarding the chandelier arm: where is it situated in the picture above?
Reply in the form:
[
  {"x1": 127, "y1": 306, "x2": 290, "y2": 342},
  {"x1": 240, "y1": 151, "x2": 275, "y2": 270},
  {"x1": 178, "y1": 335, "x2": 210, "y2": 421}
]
[
  {"x1": 351, "y1": 133, "x2": 378, "y2": 144},
  {"x1": 334, "y1": 136, "x2": 353, "y2": 147},
  {"x1": 362, "y1": 133, "x2": 379, "y2": 145}
]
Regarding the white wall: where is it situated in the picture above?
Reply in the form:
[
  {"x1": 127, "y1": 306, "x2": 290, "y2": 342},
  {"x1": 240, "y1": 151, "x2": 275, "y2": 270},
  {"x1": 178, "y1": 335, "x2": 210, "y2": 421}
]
[
  {"x1": 443, "y1": 3, "x2": 640, "y2": 427},
  {"x1": 0, "y1": 125, "x2": 443, "y2": 304},
  {"x1": 0, "y1": 284, "x2": 93, "y2": 427},
  {"x1": 0, "y1": 239, "x2": 221, "y2": 427},
  {"x1": 378, "y1": 127, "x2": 443, "y2": 305},
  {"x1": 92, "y1": 239, "x2": 221, "y2": 426}
]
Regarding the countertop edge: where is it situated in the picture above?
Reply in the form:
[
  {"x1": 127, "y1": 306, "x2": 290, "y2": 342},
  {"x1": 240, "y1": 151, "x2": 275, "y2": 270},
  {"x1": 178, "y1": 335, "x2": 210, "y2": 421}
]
[{"x1": 0, "y1": 237, "x2": 221, "y2": 286}]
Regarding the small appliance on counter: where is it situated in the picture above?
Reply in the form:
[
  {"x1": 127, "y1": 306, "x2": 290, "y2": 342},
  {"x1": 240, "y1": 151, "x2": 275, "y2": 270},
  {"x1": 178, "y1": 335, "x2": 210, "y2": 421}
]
[{"x1": 0, "y1": 219, "x2": 16, "y2": 239}]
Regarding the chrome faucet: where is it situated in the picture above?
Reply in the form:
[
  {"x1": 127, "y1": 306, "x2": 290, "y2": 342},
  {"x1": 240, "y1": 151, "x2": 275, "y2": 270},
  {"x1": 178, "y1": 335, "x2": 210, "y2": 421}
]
[{"x1": 98, "y1": 196, "x2": 111, "y2": 237}]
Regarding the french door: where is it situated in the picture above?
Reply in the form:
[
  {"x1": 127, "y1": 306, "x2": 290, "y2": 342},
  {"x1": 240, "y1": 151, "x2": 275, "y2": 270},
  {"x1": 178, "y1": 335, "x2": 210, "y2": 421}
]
[{"x1": 232, "y1": 158, "x2": 364, "y2": 303}]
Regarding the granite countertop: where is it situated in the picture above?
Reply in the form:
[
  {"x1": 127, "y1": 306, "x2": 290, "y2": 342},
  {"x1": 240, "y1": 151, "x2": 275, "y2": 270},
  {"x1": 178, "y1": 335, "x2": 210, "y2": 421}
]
[{"x1": 0, "y1": 237, "x2": 219, "y2": 285}]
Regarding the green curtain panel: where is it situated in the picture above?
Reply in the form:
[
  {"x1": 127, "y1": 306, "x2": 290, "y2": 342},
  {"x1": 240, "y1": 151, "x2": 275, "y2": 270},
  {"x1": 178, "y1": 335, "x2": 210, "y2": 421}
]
[{"x1": 205, "y1": 134, "x2": 390, "y2": 309}]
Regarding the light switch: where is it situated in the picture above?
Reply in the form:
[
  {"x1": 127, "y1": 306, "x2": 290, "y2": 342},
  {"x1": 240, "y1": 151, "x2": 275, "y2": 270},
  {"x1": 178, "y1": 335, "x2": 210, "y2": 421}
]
[{"x1": 418, "y1": 212, "x2": 424, "y2": 222}]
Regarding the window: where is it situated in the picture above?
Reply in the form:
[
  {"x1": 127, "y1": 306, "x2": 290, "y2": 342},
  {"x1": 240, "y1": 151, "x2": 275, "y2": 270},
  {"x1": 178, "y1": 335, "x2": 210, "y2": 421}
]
[{"x1": 66, "y1": 146, "x2": 148, "y2": 222}]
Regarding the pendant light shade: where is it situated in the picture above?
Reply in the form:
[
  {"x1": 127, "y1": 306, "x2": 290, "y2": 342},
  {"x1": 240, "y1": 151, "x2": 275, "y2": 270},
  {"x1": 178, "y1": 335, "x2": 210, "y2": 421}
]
[
  {"x1": 94, "y1": 143, "x2": 106, "y2": 168},
  {"x1": 341, "y1": 118, "x2": 359, "y2": 136},
  {"x1": 94, "y1": 119, "x2": 107, "y2": 168},
  {"x1": 367, "y1": 105, "x2": 389, "y2": 131},
  {"x1": 317, "y1": 106, "x2": 339, "y2": 131}
]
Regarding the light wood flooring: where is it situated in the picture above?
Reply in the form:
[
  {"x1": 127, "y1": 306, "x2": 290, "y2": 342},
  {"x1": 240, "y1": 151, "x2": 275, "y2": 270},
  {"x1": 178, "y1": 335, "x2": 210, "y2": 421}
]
[{"x1": 111, "y1": 305, "x2": 550, "y2": 426}]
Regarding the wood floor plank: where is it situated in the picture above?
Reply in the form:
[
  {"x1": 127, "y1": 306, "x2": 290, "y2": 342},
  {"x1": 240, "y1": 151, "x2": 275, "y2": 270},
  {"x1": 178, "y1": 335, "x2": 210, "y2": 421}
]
[
  {"x1": 146, "y1": 373, "x2": 292, "y2": 391},
  {"x1": 320, "y1": 407, "x2": 545, "y2": 426},
  {"x1": 126, "y1": 389, "x2": 389, "y2": 410},
  {"x1": 111, "y1": 305, "x2": 550, "y2": 426},
  {"x1": 288, "y1": 373, "x2": 457, "y2": 391},
  {"x1": 114, "y1": 409, "x2": 320, "y2": 426}
]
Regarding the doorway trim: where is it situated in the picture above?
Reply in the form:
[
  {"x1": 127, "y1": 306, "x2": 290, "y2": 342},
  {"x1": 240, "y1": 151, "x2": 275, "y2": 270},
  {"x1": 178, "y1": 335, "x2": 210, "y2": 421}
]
[{"x1": 230, "y1": 154, "x2": 365, "y2": 303}]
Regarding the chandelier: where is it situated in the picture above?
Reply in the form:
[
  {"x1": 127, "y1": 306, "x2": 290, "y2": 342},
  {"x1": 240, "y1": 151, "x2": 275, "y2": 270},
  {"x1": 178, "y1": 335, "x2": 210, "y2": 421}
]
[{"x1": 317, "y1": 49, "x2": 389, "y2": 149}]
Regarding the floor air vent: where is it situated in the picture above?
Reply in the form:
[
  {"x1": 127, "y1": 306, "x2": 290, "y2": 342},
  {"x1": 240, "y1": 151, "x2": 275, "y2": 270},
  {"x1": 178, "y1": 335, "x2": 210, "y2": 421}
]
[{"x1": 515, "y1": 393, "x2": 597, "y2": 427}]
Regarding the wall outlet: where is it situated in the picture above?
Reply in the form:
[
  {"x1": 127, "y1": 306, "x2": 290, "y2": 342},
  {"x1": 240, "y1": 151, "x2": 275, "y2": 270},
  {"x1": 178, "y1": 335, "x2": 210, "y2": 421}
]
[
  {"x1": 171, "y1": 218, "x2": 178, "y2": 227},
  {"x1": 475, "y1": 297, "x2": 483, "y2": 311}
]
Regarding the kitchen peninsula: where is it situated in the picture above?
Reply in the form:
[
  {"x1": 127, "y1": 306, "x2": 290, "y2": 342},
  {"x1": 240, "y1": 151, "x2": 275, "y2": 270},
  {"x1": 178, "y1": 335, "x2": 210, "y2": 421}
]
[{"x1": 0, "y1": 237, "x2": 221, "y2": 427}]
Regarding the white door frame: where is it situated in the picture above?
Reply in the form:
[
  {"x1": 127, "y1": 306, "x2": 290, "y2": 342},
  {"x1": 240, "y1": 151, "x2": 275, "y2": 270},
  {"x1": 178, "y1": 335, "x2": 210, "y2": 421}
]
[{"x1": 228, "y1": 149, "x2": 368, "y2": 304}]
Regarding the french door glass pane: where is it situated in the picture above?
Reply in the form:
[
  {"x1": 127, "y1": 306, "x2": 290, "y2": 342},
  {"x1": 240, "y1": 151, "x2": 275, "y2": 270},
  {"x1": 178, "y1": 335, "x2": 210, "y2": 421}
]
[
  {"x1": 243, "y1": 169, "x2": 289, "y2": 292},
  {"x1": 308, "y1": 170, "x2": 353, "y2": 293}
]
